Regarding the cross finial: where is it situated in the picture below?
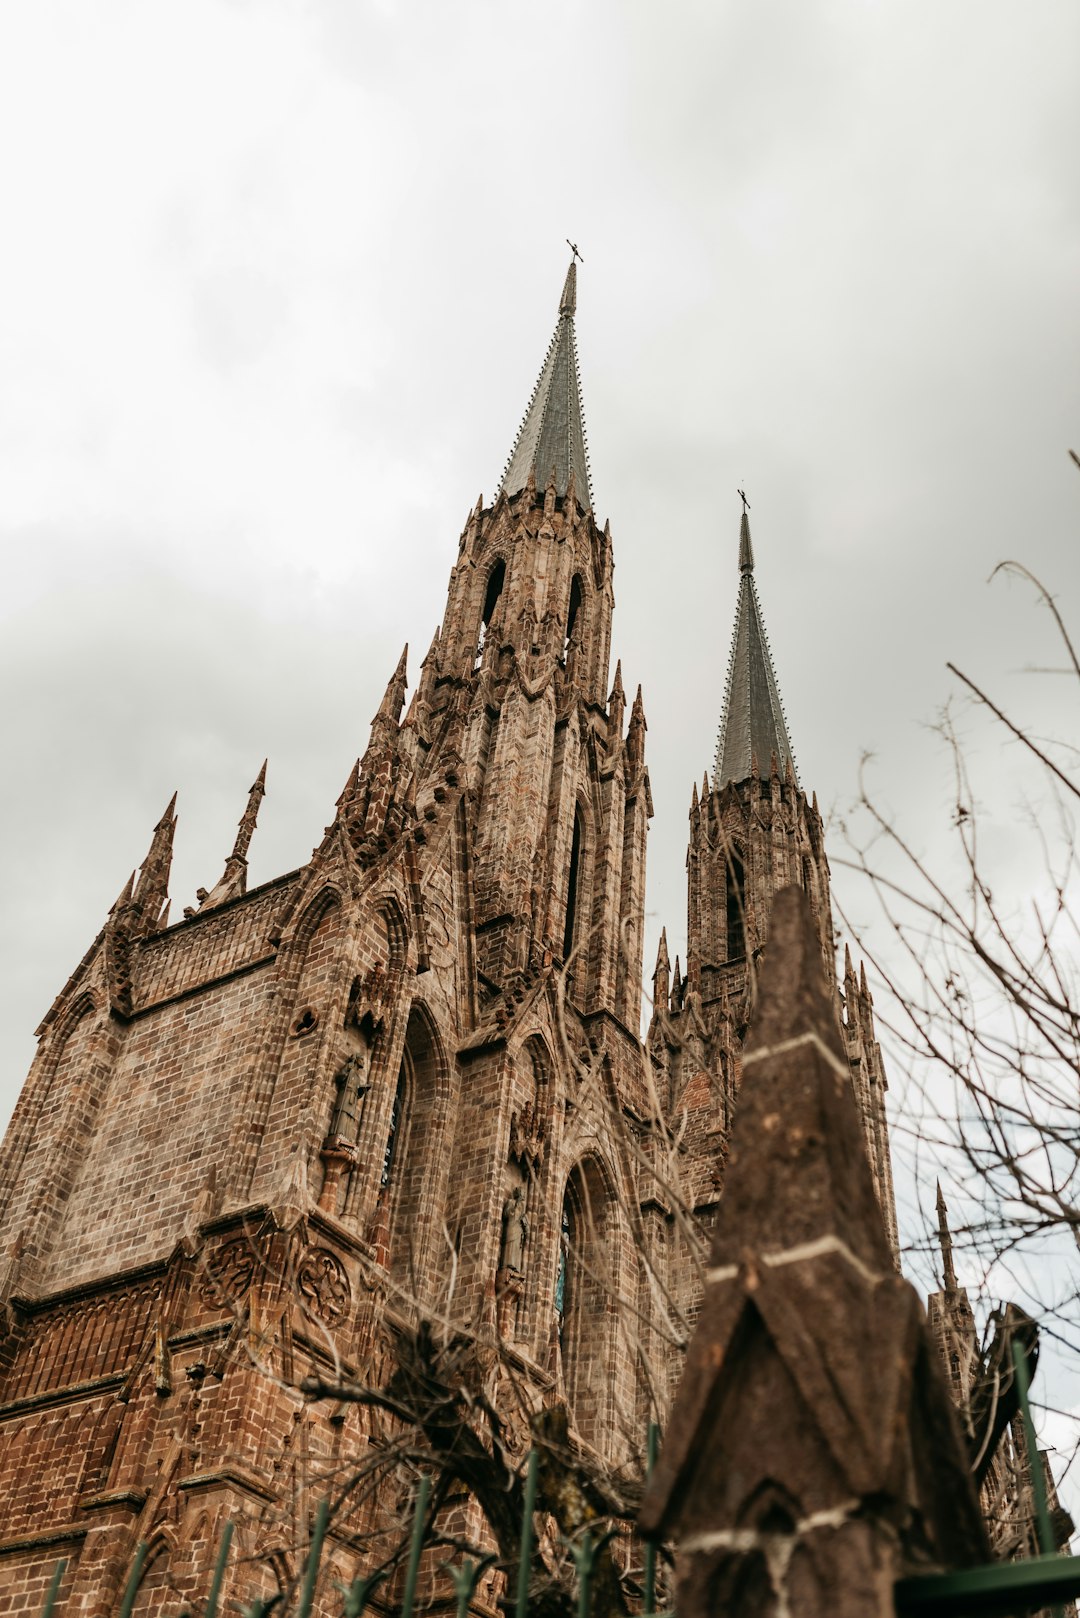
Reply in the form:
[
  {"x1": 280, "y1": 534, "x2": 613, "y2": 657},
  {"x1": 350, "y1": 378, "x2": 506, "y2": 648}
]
[
  {"x1": 566, "y1": 239, "x2": 584, "y2": 264},
  {"x1": 738, "y1": 487, "x2": 750, "y2": 513}
]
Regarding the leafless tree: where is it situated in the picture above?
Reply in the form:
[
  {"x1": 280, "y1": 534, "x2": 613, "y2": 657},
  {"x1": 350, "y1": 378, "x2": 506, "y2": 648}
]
[{"x1": 837, "y1": 504, "x2": 1080, "y2": 1519}]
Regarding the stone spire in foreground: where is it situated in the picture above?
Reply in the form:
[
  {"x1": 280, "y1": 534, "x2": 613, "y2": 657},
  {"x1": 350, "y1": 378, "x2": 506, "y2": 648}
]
[
  {"x1": 640, "y1": 885, "x2": 986, "y2": 1617},
  {"x1": 498, "y1": 259, "x2": 592, "y2": 508},
  {"x1": 713, "y1": 508, "x2": 797, "y2": 790}
]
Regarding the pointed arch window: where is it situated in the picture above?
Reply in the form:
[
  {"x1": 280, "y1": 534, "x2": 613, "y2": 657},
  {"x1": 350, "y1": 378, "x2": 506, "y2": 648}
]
[
  {"x1": 557, "y1": 1160, "x2": 617, "y2": 1446},
  {"x1": 726, "y1": 848, "x2": 746, "y2": 962},
  {"x1": 555, "y1": 1202, "x2": 571, "y2": 1330},
  {"x1": 381, "y1": 1067, "x2": 405, "y2": 1187},
  {"x1": 475, "y1": 558, "x2": 506, "y2": 668},
  {"x1": 383, "y1": 1006, "x2": 451, "y2": 1291},
  {"x1": 563, "y1": 573, "x2": 584, "y2": 662}
]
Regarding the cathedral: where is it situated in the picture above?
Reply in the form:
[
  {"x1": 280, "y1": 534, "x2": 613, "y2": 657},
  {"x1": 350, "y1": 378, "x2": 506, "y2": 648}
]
[{"x1": 0, "y1": 260, "x2": 1023, "y2": 1613}]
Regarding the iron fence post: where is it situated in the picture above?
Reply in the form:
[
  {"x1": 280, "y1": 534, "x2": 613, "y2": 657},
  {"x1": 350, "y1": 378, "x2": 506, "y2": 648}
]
[
  {"x1": 297, "y1": 1498, "x2": 330, "y2": 1618},
  {"x1": 644, "y1": 1421, "x2": 658, "y2": 1616},
  {"x1": 401, "y1": 1474, "x2": 432, "y2": 1618},
  {"x1": 515, "y1": 1449, "x2": 539, "y2": 1618},
  {"x1": 205, "y1": 1518, "x2": 234, "y2": 1618},
  {"x1": 116, "y1": 1542, "x2": 149, "y2": 1618},
  {"x1": 40, "y1": 1559, "x2": 66, "y2": 1618}
]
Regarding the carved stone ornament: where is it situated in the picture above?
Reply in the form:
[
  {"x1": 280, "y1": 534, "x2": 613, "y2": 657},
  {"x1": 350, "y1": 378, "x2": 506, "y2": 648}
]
[
  {"x1": 296, "y1": 1246, "x2": 351, "y2": 1326},
  {"x1": 198, "y1": 1237, "x2": 257, "y2": 1308},
  {"x1": 508, "y1": 1102, "x2": 545, "y2": 1169}
]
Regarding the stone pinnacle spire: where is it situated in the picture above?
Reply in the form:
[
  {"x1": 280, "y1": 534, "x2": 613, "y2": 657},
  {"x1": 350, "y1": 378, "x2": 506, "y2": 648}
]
[
  {"x1": 713, "y1": 506, "x2": 797, "y2": 791},
  {"x1": 133, "y1": 792, "x2": 177, "y2": 922},
  {"x1": 372, "y1": 644, "x2": 408, "y2": 729},
  {"x1": 498, "y1": 259, "x2": 592, "y2": 509},
  {"x1": 196, "y1": 762, "x2": 268, "y2": 914}
]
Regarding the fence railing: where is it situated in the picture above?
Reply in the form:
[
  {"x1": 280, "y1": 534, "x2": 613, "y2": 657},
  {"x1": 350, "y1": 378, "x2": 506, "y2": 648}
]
[
  {"x1": 37, "y1": 1372, "x2": 1080, "y2": 1618},
  {"x1": 38, "y1": 1430, "x2": 666, "y2": 1618}
]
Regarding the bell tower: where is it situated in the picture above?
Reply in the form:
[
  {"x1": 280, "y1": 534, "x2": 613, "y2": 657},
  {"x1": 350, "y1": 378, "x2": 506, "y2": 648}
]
[
  {"x1": 649, "y1": 505, "x2": 898, "y2": 1253},
  {"x1": 398, "y1": 260, "x2": 648, "y2": 1022}
]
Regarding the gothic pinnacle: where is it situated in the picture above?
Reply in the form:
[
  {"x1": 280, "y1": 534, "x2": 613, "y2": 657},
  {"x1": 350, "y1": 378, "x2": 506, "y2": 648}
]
[
  {"x1": 373, "y1": 644, "x2": 409, "y2": 728},
  {"x1": 653, "y1": 927, "x2": 671, "y2": 1008},
  {"x1": 110, "y1": 870, "x2": 135, "y2": 917},
  {"x1": 231, "y1": 760, "x2": 267, "y2": 868},
  {"x1": 626, "y1": 684, "x2": 646, "y2": 771},
  {"x1": 197, "y1": 763, "x2": 268, "y2": 913},
  {"x1": 336, "y1": 759, "x2": 360, "y2": 814},
  {"x1": 608, "y1": 660, "x2": 626, "y2": 744},
  {"x1": 133, "y1": 792, "x2": 178, "y2": 926}
]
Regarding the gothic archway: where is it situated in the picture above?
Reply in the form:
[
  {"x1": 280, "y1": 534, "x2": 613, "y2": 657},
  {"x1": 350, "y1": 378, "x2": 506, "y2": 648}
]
[
  {"x1": 557, "y1": 1155, "x2": 618, "y2": 1447},
  {"x1": 385, "y1": 1004, "x2": 452, "y2": 1297}
]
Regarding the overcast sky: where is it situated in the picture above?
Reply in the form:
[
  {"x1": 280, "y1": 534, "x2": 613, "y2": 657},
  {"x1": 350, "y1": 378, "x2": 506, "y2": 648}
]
[{"x1": 2, "y1": 0, "x2": 1078, "y2": 1231}]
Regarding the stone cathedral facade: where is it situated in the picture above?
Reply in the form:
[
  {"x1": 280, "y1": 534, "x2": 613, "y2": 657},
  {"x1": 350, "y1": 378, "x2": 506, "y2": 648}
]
[{"x1": 0, "y1": 263, "x2": 899, "y2": 1613}]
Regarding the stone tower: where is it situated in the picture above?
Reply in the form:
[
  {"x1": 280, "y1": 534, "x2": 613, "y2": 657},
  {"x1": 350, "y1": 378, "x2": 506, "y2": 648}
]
[
  {"x1": 646, "y1": 505, "x2": 899, "y2": 1309},
  {"x1": 0, "y1": 262, "x2": 659, "y2": 1613}
]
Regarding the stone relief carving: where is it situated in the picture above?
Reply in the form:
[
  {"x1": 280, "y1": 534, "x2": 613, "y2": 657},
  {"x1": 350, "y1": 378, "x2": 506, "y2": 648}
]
[
  {"x1": 296, "y1": 1247, "x2": 351, "y2": 1327},
  {"x1": 198, "y1": 1238, "x2": 257, "y2": 1308}
]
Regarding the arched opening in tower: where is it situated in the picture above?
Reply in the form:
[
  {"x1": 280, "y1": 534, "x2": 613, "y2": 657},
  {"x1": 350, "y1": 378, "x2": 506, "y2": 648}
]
[{"x1": 475, "y1": 558, "x2": 506, "y2": 669}]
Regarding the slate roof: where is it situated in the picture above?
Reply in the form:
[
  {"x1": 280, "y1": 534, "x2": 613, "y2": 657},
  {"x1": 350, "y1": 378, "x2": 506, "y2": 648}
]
[
  {"x1": 713, "y1": 511, "x2": 798, "y2": 790},
  {"x1": 498, "y1": 261, "x2": 592, "y2": 508}
]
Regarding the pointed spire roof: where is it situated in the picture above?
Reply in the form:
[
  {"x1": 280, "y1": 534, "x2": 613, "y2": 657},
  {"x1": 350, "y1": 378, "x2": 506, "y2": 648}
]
[
  {"x1": 498, "y1": 260, "x2": 592, "y2": 509},
  {"x1": 936, "y1": 1181, "x2": 958, "y2": 1293},
  {"x1": 713, "y1": 507, "x2": 797, "y2": 792}
]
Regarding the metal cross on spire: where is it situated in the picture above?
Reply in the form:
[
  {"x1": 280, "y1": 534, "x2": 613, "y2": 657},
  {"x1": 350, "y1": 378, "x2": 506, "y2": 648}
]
[
  {"x1": 738, "y1": 487, "x2": 750, "y2": 513},
  {"x1": 566, "y1": 239, "x2": 584, "y2": 263}
]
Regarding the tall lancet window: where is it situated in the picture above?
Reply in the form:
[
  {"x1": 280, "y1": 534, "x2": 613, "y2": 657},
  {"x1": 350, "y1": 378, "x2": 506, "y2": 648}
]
[
  {"x1": 563, "y1": 574, "x2": 583, "y2": 663},
  {"x1": 555, "y1": 1202, "x2": 571, "y2": 1333},
  {"x1": 726, "y1": 848, "x2": 746, "y2": 962},
  {"x1": 563, "y1": 810, "x2": 584, "y2": 961},
  {"x1": 381, "y1": 1067, "x2": 405, "y2": 1188},
  {"x1": 558, "y1": 1160, "x2": 616, "y2": 1446},
  {"x1": 475, "y1": 558, "x2": 506, "y2": 669}
]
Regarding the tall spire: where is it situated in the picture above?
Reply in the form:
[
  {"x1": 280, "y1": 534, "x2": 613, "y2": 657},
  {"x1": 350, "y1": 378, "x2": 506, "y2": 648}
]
[
  {"x1": 498, "y1": 260, "x2": 592, "y2": 509},
  {"x1": 713, "y1": 507, "x2": 797, "y2": 791},
  {"x1": 936, "y1": 1180, "x2": 958, "y2": 1293}
]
